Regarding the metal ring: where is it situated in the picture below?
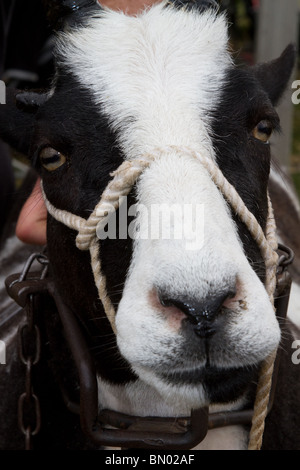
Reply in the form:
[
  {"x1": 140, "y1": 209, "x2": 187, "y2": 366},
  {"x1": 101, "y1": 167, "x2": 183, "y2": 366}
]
[{"x1": 277, "y1": 243, "x2": 294, "y2": 268}]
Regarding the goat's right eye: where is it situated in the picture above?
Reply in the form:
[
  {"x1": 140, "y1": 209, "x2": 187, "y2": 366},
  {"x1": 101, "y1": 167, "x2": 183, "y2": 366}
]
[
  {"x1": 39, "y1": 147, "x2": 67, "y2": 171},
  {"x1": 252, "y1": 120, "x2": 274, "y2": 144}
]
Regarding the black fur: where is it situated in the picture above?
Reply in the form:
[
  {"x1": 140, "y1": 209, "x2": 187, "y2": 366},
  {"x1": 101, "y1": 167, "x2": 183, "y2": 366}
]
[
  {"x1": 43, "y1": 0, "x2": 101, "y2": 30},
  {"x1": 210, "y1": 66, "x2": 277, "y2": 282},
  {"x1": 35, "y1": 72, "x2": 136, "y2": 383},
  {"x1": 0, "y1": 9, "x2": 298, "y2": 450},
  {"x1": 0, "y1": 48, "x2": 296, "y2": 386}
]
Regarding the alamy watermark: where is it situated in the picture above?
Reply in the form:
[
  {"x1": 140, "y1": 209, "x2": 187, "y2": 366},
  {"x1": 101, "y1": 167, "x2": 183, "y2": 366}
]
[
  {"x1": 292, "y1": 80, "x2": 300, "y2": 105},
  {"x1": 0, "y1": 340, "x2": 6, "y2": 365},
  {"x1": 0, "y1": 80, "x2": 6, "y2": 104},
  {"x1": 96, "y1": 197, "x2": 205, "y2": 251},
  {"x1": 292, "y1": 340, "x2": 300, "y2": 365}
]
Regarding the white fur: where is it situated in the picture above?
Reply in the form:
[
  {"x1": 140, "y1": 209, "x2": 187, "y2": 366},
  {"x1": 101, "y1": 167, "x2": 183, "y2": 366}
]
[
  {"x1": 193, "y1": 426, "x2": 248, "y2": 450},
  {"x1": 116, "y1": 152, "x2": 280, "y2": 409},
  {"x1": 57, "y1": 3, "x2": 231, "y2": 159},
  {"x1": 58, "y1": 3, "x2": 280, "y2": 430},
  {"x1": 98, "y1": 376, "x2": 248, "y2": 450}
]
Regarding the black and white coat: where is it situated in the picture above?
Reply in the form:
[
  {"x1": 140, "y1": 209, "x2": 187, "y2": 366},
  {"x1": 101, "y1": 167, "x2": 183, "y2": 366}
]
[{"x1": 0, "y1": 0, "x2": 299, "y2": 450}]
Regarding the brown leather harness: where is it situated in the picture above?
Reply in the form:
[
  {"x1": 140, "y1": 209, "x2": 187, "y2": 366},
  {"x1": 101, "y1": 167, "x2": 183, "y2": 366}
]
[{"x1": 5, "y1": 243, "x2": 293, "y2": 449}]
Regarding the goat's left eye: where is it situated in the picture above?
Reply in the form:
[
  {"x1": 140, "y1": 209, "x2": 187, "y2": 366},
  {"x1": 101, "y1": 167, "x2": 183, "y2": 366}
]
[
  {"x1": 252, "y1": 120, "x2": 273, "y2": 144},
  {"x1": 39, "y1": 147, "x2": 67, "y2": 171}
]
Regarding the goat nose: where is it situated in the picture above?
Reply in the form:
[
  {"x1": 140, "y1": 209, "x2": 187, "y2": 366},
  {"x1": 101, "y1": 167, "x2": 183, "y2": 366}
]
[{"x1": 159, "y1": 291, "x2": 236, "y2": 337}]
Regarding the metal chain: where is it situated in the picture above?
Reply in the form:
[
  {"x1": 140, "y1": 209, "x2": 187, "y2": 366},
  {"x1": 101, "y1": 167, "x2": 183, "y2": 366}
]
[
  {"x1": 17, "y1": 294, "x2": 41, "y2": 449},
  {"x1": 16, "y1": 252, "x2": 48, "y2": 450}
]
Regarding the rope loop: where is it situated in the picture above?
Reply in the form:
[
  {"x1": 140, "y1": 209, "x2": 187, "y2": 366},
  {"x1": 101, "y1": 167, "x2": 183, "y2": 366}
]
[
  {"x1": 75, "y1": 155, "x2": 157, "y2": 251},
  {"x1": 41, "y1": 145, "x2": 279, "y2": 450}
]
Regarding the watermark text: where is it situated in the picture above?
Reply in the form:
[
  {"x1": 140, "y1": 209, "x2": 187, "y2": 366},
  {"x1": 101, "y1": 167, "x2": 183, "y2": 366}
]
[
  {"x1": 0, "y1": 80, "x2": 5, "y2": 104},
  {"x1": 0, "y1": 340, "x2": 6, "y2": 364},
  {"x1": 292, "y1": 80, "x2": 300, "y2": 105},
  {"x1": 292, "y1": 340, "x2": 300, "y2": 365},
  {"x1": 96, "y1": 198, "x2": 205, "y2": 251}
]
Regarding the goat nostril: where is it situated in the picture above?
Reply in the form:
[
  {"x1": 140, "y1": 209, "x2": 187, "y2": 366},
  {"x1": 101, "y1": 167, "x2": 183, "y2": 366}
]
[
  {"x1": 159, "y1": 294, "x2": 193, "y2": 318},
  {"x1": 159, "y1": 296, "x2": 173, "y2": 308},
  {"x1": 158, "y1": 290, "x2": 237, "y2": 329}
]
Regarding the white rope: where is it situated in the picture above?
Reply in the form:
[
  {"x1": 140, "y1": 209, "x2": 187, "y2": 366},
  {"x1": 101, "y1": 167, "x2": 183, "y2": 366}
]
[{"x1": 41, "y1": 146, "x2": 279, "y2": 450}]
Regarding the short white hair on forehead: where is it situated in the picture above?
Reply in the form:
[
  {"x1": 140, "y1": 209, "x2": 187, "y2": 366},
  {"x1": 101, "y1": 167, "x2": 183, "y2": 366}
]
[{"x1": 56, "y1": 2, "x2": 231, "y2": 159}]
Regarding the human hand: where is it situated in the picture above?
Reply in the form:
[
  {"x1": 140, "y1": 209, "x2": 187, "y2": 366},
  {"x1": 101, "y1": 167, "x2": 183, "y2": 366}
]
[{"x1": 16, "y1": 178, "x2": 47, "y2": 245}]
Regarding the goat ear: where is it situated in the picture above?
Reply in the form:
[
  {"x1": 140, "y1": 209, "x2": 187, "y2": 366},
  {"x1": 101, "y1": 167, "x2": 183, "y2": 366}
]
[
  {"x1": 0, "y1": 89, "x2": 46, "y2": 156},
  {"x1": 253, "y1": 44, "x2": 297, "y2": 106}
]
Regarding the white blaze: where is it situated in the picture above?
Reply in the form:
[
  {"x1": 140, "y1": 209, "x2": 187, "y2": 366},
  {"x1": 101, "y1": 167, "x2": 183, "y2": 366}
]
[{"x1": 57, "y1": 3, "x2": 281, "y2": 412}]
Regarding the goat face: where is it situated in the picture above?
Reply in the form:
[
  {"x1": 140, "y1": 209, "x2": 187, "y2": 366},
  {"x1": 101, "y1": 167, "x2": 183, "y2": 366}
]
[{"x1": 0, "y1": 1, "x2": 295, "y2": 412}]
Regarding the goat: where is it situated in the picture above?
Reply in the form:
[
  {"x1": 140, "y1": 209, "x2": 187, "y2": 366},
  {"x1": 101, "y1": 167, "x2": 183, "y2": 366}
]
[{"x1": 0, "y1": 0, "x2": 300, "y2": 450}]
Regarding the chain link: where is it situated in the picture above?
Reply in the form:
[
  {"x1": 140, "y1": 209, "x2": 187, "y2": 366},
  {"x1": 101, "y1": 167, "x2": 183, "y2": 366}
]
[
  {"x1": 17, "y1": 294, "x2": 41, "y2": 449},
  {"x1": 15, "y1": 252, "x2": 48, "y2": 450}
]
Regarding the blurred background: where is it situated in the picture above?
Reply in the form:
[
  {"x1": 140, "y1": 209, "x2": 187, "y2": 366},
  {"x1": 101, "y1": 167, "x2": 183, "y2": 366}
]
[
  {"x1": 221, "y1": 0, "x2": 300, "y2": 196},
  {"x1": 0, "y1": 0, "x2": 299, "y2": 237}
]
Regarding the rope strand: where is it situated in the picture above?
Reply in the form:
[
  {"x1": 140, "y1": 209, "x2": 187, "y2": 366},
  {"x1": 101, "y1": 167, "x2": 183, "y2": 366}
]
[{"x1": 42, "y1": 146, "x2": 279, "y2": 450}]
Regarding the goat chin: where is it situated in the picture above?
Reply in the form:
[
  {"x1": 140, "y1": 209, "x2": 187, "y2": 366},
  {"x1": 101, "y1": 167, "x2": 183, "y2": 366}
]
[
  {"x1": 97, "y1": 376, "x2": 250, "y2": 450},
  {"x1": 97, "y1": 372, "x2": 248, "y2": 414}
]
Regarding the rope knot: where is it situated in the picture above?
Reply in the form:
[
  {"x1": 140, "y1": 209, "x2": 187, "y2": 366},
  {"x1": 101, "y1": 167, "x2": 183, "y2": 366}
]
[
  {"x1": 42, "y1": 145, "x2": 280, "y2": 451},
  {"x1": 75, "y1": 156, "x2": 156, "y2": 251}
]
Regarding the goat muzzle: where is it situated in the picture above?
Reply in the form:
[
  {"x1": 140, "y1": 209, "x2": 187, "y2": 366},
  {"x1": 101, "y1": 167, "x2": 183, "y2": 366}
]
[{"x1": 5, "y1": 244, "x2": 293, "y2": 449}]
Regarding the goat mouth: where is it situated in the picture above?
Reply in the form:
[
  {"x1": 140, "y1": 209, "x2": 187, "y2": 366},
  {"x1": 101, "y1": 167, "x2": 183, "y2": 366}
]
[{"x1": 158, "y1": 364, "x2": 259, "y2": 404}]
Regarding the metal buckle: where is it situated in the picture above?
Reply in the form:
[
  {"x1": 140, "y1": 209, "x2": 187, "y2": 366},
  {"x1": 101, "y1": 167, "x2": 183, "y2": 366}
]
[{"x1": 6, "y1": 252, "x2": 49, "y2": 308}]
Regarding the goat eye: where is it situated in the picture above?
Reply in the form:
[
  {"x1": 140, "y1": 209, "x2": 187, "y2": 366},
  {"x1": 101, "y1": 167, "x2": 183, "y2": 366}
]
[
  {"x1": 39, "y1": 147, "x2": 67, "y2": 171},
  {"x1": 252, "y1": 120, "x2": 273, "y2": 144}
]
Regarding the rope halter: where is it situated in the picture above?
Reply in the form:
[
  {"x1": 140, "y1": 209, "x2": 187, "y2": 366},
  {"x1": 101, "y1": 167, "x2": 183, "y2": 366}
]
[{"x1": 41, "y1": 145, "x2": 279, "y2": 450}]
